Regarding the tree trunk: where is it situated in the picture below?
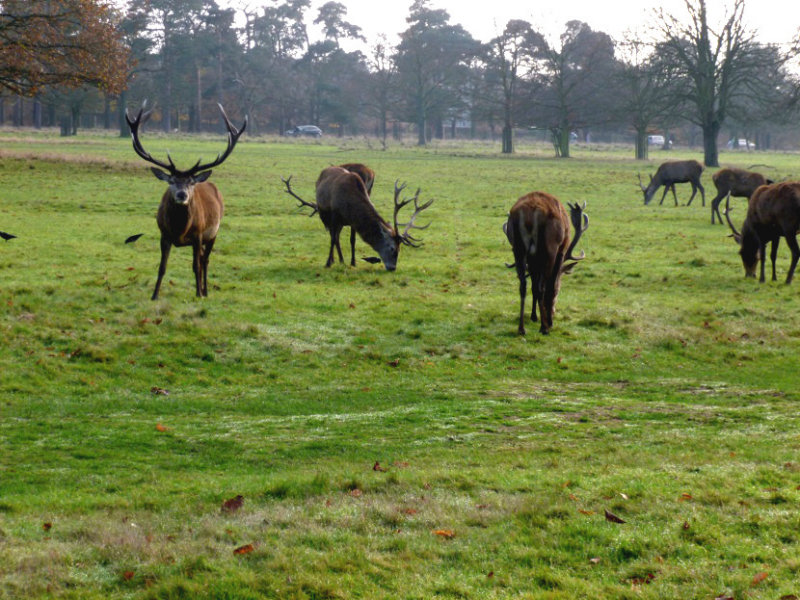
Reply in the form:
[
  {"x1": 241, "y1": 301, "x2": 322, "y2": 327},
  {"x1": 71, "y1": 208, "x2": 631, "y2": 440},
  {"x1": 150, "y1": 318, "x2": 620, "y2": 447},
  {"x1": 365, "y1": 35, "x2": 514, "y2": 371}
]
[
  {"x1": 33, "y1": 98, "x2": 42, "y2": 129},
  {"x1": 635, "y1": 129, "x2": 648, "y2": 160},
  {"x1": 118, "y1": 89, "x2": 128, "y2": 137},
  {"x1": 502, "y1": 124, "x2": 513, "y2": 154},
  {"x1": 416, "y1": 94, "x2": 426, "y2": 146},
  {"x1": 702, "y1": 121, "x2": 720, "y2": 167}
]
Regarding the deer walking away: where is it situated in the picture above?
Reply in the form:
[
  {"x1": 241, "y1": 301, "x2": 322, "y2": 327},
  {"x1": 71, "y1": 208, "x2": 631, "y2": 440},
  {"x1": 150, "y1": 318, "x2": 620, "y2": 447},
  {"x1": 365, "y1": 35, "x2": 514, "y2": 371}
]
[
  {"x1": 724, "y1": 182, "x2": 800, "y2": 284},
  {"x1": 126, "y1": 102, "x2": 247, "y2": 299},
  {"x1": 639, "y1": 160, "x2": 705, "y2": 206},
  {"x1": 504, "y1": 192, "x2": 588, "y2": 335},
  {"x1": 283, "y1": 164, "x2": 433, "y2": 271}
]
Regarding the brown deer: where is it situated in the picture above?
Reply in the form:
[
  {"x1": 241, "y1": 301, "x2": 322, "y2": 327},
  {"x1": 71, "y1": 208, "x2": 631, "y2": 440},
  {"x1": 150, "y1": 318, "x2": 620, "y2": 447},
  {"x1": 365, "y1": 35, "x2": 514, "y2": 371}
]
[
  {"x1": 126, "y1": 102, "x2": 247, "y2": 299},
  {"x1": 710, "y1": 167, "x2": 773, "y2": 225},
  {"x1": 638, "y1": 160, "x2": 705, "y2": 206},
  {"x1": 503, "y1": 192, "x2": 588, "y2": 335},
  {"x1": 723, "y1": 182, "x2": 800, "y2": 283},
  {"x1": 283, "y1": 166, "x2": 432, "y2": 271}
]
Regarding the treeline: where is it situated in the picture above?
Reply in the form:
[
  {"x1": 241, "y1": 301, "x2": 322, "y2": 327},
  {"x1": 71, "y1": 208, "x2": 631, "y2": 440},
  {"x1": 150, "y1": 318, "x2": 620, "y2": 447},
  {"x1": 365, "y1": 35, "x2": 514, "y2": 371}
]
[{"x1": 1, "y1": 0, "x2": 799, "y2": 164}]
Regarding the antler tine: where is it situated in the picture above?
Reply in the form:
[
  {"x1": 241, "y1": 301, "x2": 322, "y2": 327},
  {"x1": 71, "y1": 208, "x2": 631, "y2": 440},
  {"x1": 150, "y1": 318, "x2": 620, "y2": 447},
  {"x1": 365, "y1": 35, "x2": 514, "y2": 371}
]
[
  {"x1": 191, "y1": 104, "x2": 248, "y2": 174},
  {"x1": 395, "y1": 185, "x2": 434, "y2": 245},
  {"x1": 282, "y1": 175, "x2": 318, "y2": 217},
  {"x1": 636, "y1": 172, "x2": 647, "y2": 191},
  {"x1": 126, "y1": 101, "x2": 175, "y2": 173},
  {"x1": 564, "y1": 202, "x2": 588, "y2": 262}
]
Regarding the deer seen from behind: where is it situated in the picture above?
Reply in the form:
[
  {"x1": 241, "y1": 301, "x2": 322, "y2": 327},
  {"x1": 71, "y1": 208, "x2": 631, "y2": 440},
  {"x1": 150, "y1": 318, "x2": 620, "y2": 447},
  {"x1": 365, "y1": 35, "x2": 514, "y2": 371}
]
[
  {"x1": 126, "y1": 102, "x2": 247, "y2": 299},
  {"x1": 724, "y1": 182, "x2": 800, "y2": 283},
  {"x1": 710, "y1": 167, "x2": 773, "y2": 225},
  {"x1": 283, "y1": 165, "x2": 433, "y2": 271},
  {"x1": 504, "y1": 192, "x2": 588, "y2": 335},
  {"x1": 638, "y1": 160, "x2": 705, "y2": 207}
]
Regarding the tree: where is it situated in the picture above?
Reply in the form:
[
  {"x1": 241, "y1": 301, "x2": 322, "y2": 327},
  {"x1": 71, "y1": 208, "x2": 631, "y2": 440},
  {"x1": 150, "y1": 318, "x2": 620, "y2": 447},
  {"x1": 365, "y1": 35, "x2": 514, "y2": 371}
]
[
  {"x1": 0, "y1": 0, "x2": 129, "y2": 96},
  {"x1": 394, "y1": 0, "x2": 478, "y2": 145},
  {"x1": 364, "y1": 36, "x2": 399, "y2": 143},
  {"x1": 616, "y1": 39, "x2": 683, "y2": 159},
  {"x1": 528, "y1": 21, "x2": 619, "y2": 158},
  {"x1": 484, "y1": 20, "x2": 544, "y2": 153},
  {"x1": 314, "y1": 1, "x2": 364, "y2": 47},
  {"x1": 655, "y1": 0, "x2": 797, "y2": 167}
]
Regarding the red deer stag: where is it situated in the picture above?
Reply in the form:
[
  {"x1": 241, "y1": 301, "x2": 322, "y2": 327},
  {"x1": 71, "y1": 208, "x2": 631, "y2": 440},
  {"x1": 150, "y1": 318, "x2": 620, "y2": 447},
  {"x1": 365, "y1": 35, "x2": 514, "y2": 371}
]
[
  {"x1": 283, "y1": 166, "x2": 432, "y2": 271},
  {"x1": 126, "y1": 102, "x2": 247, "y2": 299},
  {"x1": 638, "y1": 160, "x2": 705, "y2": 206},
  {"x1": 503, "y1": 192, "x2": 588, "y2": 335},
  {"x1": 710, "y1": 167, "x2": 773, "y2": 225},
  {"x1": 723, "y1": 182, "x2": 800, "y2": 283}
]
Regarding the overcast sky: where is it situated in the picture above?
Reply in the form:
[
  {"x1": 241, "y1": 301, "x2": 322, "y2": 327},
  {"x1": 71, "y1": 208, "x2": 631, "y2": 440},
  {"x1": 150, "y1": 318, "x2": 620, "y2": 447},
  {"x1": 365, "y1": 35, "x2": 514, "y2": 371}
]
[{"x1": 230, "y1": 0, "x2": 799, "y2": 47}]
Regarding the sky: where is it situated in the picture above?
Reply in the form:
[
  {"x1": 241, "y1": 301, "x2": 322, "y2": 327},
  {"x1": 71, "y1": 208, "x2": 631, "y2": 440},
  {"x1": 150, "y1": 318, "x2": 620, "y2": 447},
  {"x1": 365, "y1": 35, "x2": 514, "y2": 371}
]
[{"x1": 229, "y1": 0, "x2": 799, "y2": 47}]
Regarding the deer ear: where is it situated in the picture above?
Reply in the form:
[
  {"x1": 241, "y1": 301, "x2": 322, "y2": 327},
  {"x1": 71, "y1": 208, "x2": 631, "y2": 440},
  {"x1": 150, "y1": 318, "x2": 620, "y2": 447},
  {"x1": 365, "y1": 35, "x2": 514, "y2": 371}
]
[
  {"x1": 362, "y1": 256, "x2": 382, "y2": 264},
  {"x1": 151, "y1": 167, "x2": 172, "y2": 182},
  {"x1": 194, "y1": 170, "x2": 212, "y2": 182}
]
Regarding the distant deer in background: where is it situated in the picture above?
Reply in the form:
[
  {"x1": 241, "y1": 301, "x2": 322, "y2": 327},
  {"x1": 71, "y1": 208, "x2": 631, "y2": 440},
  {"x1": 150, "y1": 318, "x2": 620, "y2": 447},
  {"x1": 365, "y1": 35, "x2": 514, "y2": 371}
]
[
  {"x1": 724, "y1": 182, "x2": 800, "y2": 283},
  {"x1": 283, "y1": 165, "x2": 432, "y2": 271},
  {"x1": 638, "y1": 160, "x2": 705, "y2": 206},
  {"x1": 126, "y1": 102, "x2": 247, "y2": 299},
  {"x1": 504, "y1": 192, "x2": 588, "y2": 335},
  {"x1": 710, "y1": 167, "x2": 773, "y2": 225}
]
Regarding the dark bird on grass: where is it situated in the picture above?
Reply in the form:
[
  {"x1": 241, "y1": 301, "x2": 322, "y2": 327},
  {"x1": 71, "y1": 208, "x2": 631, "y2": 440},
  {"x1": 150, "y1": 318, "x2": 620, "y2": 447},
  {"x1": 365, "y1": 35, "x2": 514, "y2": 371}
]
[
  {"x1": 125, "y1": 233, "x2": 145, "y2": 244},
  {"x1": 0, "y1": 231, "x2": 17, "y2": 241}
]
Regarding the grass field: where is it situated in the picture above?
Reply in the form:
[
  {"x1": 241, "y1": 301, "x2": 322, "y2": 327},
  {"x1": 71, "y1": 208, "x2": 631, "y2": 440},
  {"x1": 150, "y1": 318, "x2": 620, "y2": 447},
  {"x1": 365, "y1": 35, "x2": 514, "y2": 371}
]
[{"x1": 1, "y1": 129, "x2": 799, "y2": 599}]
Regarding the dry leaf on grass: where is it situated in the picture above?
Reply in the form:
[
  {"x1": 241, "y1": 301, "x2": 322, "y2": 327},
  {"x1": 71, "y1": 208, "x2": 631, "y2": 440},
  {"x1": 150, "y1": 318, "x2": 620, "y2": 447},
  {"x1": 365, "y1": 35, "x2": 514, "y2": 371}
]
[
  {"x1": 433, "y1": 529, "x2": 456, "y2": 539},
  {"x1": 221, "y1": 495, "x2": 244, "y2": 514},
  {"x1": 604, "y1": 509, "x2": 626, "y2": 524},
  {"x1": 751, "y1": 571, "x2": 769, "y2": 585},
  {"x1": 233, "y1": 544, "x2": 254, "y2": 555}
]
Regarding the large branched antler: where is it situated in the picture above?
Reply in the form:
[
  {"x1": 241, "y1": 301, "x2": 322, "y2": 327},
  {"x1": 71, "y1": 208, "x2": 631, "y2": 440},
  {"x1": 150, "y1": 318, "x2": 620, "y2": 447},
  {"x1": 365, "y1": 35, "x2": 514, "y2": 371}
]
[
  {"x1": 393, "y1": 180, "x2": 433, "y2": 247},
  {"x1": 125, "y1": 101, "x2": 246, "y2": 176},
  {"x1": 281, "y1": 175, "x2": 318, "y2": 216},
  {"x1": 564, "y1": 201, "x2": 589, "y2": 263},
  {"x1": 125, "y1": 100, "x2": 177, "y2": 174},
  {"x1": 723, "y1": 194, "x2": 742, "y2": 244}
]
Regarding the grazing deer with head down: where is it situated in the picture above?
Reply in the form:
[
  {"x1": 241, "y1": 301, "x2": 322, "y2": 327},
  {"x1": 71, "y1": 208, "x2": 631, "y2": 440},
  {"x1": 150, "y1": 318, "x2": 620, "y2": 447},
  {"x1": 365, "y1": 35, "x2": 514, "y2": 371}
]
[
  {"x1": 710, "y1": 167, "x2": 773, "y2": 225},
  {"x1": 638, "y1": 160, "x2": 705, "y2": 206},
  {"x1": 503, "y1": 192, "x2": 588, "y2": 335},
  {"x1": 724, "y1": 182, "x2": 800, "y2": 283},
  {"x1": 126, "y1": 102, "x2": 247, "y2": 299},
  {"x1": 283, "y1": 166, "x2": 432, "y2": 271}
]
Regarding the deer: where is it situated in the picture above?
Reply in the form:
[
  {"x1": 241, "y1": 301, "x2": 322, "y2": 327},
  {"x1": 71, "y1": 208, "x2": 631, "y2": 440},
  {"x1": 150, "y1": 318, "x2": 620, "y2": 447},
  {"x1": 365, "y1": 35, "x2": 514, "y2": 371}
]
[
  {"x1": 126, "y1": 102, "x2": 247, "y2": 300},
  {"x1": 503, "y1": 192, "x2": 588, "y2": 335},
  {"x1": 282, "y1": 166, "x2": 433, "y2": 271},
  {"x1": 638, "y1": 160, "x2": 705, "y2": 207},
  {"x1": 709, "y1": 167, "x2": 773, "y2": 225},
  {"x1": 723, "y1": 182, "x2": 800, "y2": 284}
]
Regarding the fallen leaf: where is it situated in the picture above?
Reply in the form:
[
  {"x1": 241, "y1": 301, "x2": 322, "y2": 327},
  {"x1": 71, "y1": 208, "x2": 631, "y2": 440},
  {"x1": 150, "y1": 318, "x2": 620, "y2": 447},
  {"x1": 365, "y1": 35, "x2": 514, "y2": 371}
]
[
  {"x1": 349, "y1": 488, "x2": 363, "y2": 498},
  {"x1": 629, "y1": 573, "x2": 655, "y2": 585},
  {"x1": 155, "y1": 423, "x2": 170, "y2": 432},
  {"x1": 589, "y1": 557, "x2": 601, "y2": 564},
  {"x1": 751, "y1": 571, "x2": 768, "y2": 585},
  {"x1": 392, "y1": 461, "x2": 410, "y2": 468},
  {"x1": 619, "y1": 492, "x2": 629, "y2": 500},
  {"x1": 433, "y1": 529, "x2": 455, "y2": 539},
  {"x1": 221, "y1": 495, "x2": 244, "y2": 514},
  {"x1": 604, "y1": 509, "x2": 626, "y2": 524},
  {"x1": 568, "y1": 494, "x2": 579, "y2": 501},
  {"x1": 150, "y1": 386, "x2": 169, "y2": 396},
  {"x1": 42, "y1": 522, "x2": 52, "y2": 531},
  {"x1": 373, "y1": 461, "x2": 387, "y2": 472},
  {"x1": 579, "y1": 509, "x2": 595, "y2": 516},
  {"x1": 387, "y1": 359, "x2": 400, "y2": 367},
  {"x1": 779, "y1": 595, "x2": 799, "y2": 600},
  {"x1": 402, "y1": 508, "x2": 418, "y2": 515},
  {"x1": 123, "y1": 571, "x2": 135, "y2": 581},
  {"x1": 233, "y1": 544, "x2": 254, "y2": 555},
  {"x1": 714, "y1": 596, "x2": 734, "y2": 600},
  {"x1": 349, "y1": 303, "x2": 356, "y2": 309},
  {"x1": 487, "y1": 571, "x2": 494, "y2": 578},
  {"x1": 682, "y1": 521, "x2": 690, "y2": 530},
  {"x1": 679, "y1": 493, "x2": 693, "y2": 501}
]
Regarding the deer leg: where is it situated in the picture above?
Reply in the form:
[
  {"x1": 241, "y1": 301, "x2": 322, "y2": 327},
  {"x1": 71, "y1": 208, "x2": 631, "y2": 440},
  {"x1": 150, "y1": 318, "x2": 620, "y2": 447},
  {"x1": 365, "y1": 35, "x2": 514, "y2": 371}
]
[
  {"x1": 516, "y1": 261, "x2": 527, "y2": 336},
  {"x1": 658, "y1": 185, "x2": 669, "y2": 205},
  {"x1": 771, "y1": 238, "x2": 780, "y2": 281},
  {"x1": 332, "y1": 223, "x2": 345, "y2": 264},
  {"x1": 540, "y1": 254, "x2": 564, "y2": 334},
  {"x1": 325, "y1": 217, "x2": 339, "y2": 267},
  {"x1": 758, "y1": 239, "x2": 768, "y2": 283},
  {"x1": 202, "y1": 238, "x2": 215, "y2": 296},
  {"x1": 698, "y1": 181, "x2": 705, "y2": 206},
  {"x1": 784, "y1": 235, "x2": 799, "y2": 284},
  {"x1": 192, "y1": 240, "x2": 204, "y2": 297},
  {"x1": 710, "y1": 192, "x2": 723, "y2": 224},
  {"x1": 151, "y1": 237, "x2": 172, "y2": 300},
  {"x1": 349, "y1": 228, "x2": 356, "y2": 266},
  {"x1": 530, "y1": 271, "x2": 541, "y2": 323},
  {"x1": 672, "y1": 184, "x2": 680, "y2": 206}
]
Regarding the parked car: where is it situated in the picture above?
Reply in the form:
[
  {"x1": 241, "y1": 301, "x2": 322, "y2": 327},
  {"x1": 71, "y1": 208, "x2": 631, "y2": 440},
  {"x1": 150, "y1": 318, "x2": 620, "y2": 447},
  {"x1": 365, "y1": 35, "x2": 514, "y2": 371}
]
[
  {"x1": 727, "y1": 138, "x2": 754, "y2": 150},
  {"x1": 647, "y1": 134, "x2": 665, "y2": 146},
  {"x1": 285, "y1": 125, "x2": 322, "y2": 138}
]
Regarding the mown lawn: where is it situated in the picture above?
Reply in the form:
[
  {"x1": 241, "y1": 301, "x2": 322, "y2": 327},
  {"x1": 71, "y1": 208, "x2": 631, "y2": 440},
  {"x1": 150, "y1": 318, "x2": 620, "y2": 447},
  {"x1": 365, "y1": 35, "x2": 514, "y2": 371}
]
[{"x1": 1, "y1": 129, "x2": 799, "y2": 599}]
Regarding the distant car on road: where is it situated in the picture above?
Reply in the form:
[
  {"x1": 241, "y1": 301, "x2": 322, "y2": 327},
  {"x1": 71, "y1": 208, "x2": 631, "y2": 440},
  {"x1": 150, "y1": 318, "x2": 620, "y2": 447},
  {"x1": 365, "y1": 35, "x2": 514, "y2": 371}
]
[
  {"x1": 285, "y1": 125, "x2": 322, "y2": 138},
  {"x1": 727, "y1": 138, "x2": 755, "y2": 150}
]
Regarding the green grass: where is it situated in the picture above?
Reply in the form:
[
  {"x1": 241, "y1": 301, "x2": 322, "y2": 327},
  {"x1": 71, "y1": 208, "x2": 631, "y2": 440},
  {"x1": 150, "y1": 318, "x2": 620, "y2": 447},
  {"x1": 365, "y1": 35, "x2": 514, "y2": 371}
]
[{"x1": 2, "y1": 129, "x2": 800, "y2": 599}]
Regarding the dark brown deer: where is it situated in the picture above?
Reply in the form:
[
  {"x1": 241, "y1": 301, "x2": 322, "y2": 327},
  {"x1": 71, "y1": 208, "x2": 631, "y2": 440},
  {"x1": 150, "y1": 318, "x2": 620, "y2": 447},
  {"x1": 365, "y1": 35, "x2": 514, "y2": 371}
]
[
  {"x1": 503, "y1": 192, "x2": 588, "y2": 335},
  {"x1": 282, "y1": 166, "x2": 432, "y2": 270},
  {"x1": 638, "y1": 160, "x2": 705, "y2": 206},
  {"x1": 710, "y1": 167, "x2": 773, "y2": 225},
  {"x1": 723, "y1": 182, "x2": 800, "y2": 283},
  {"x1": 126, "y1": 102, "x2": 247, "y2": 299}
]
